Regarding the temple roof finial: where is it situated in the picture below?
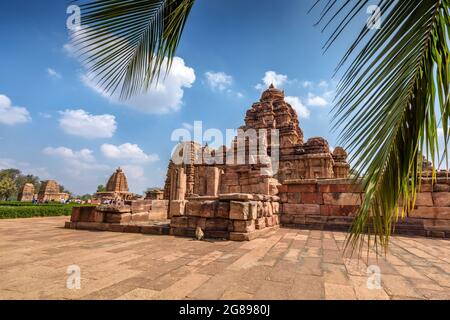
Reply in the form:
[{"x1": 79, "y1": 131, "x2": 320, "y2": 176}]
[{"x1": 269, "y1": 83, "x2": 275, "y2": 89}]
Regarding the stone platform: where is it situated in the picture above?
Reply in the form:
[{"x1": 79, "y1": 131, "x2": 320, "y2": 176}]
[{"x1": 65, "y1": 220, "x2": 170, "y2": 236}]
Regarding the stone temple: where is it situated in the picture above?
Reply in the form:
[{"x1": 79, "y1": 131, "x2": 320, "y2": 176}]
[
  {"x1": 17, "y1": 183, "x2": 35, "y2": 202},
  {"x1": 67, "y1": 85, "x2": 450, "y2": 240},
  {"x1": 95, "y1": 168, "x2": 134, "y2": 201},
  {"x1": 38, "y1": 180, "x2": 69, "y2": 202}
]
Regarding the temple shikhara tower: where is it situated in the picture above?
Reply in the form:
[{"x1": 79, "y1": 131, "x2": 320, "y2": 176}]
[
  {"x1": 17, "y1": 183, "x2": 35, "y2": 202},
  {"x1": 164, "y1": 85, "x2": 350, "y2": 203},
  {"x1": 95, "y1": 168, "x2": 133, "y2": 201},
  {"x1": 37, "y1": 180, "x2": 69, "y2": 202}
]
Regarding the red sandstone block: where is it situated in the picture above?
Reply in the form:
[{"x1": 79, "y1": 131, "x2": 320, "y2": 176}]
[
  {"x1": 323, "y1": 193, "x2": 361, "y2": 206},
  {"x1": 255, "y1": 217, "x2": 266, "y2": 230},
  {"x1": 418, "y1": 183, "x2": 433, "y2": 192},
  {"x1": 319, "y1": 184, "x2": 363, "y2": 193},
  {"x1": 282, "y1": 204, "x2": 320, "y2": 215},
  {"x1": 216, "y1": 202, "x2": 230, "y2": 219},
  {"x1": 185, "y1": 201, "x2": 203, "y2": 217},
  {"x1": 280, "y1": 215, "x2": 294, "y2": 225},
  {"x1": 199, "y1": 201, "x2": 217, "y2": 218},
  {"x1": 188, "y1": 217, "x2": 207, "y2": 229},
  {"x1": 300, "y1": 193, "x2": 324, "y2": 205},
  {"x1": 123, "y1": 225, "x2": 141, "y2": 233},
  {"x1": 265, "y1": 217, "x2": 274, "y2": 227},
  {"x1": 293, "y1": 215, "x2": 306, "y2": 225},
  {"x1": 409, "y1": 207, "x2": 450, "y2": 220},
  {"x1": 105, "y1": 213, "x2": 131, "y2": 224},
  {"x1": 206, "y1": 218, "x2": 229, "y2": 231},
  {"x1": 170, "y1": 216, "x2": 189, "y2": 228},
  {"x1": 278, "y1": 185, "x2": 288, "y2": 193},
  {"x1": 434, "y1": 184, "x2": 450, "y2": 192},
  {"x1": 109, "y1": 224, "x2": 126, "y2": 233},
  {"x1": 423, "y1": 219, "x2": 450, "y2": 230},
  {"x1": 415, "y1": 193, "x2": 434, "y2": 207},
  {"x1": 229, "y1": 232, "x2": 251, "y2": 241},
  {"x1": 287, "y1": 193, "x2": 301, "y2": 203},
  {"x1": 229, "y1": 186, "x2": 241, "y2": 193},
  {"x1": 71, "y1": 207, "x2": 81, "y2": 222},
  {"x1": 287, "y1": 184, "x2": 317, "y2": 193},
  {"x1": 169, "y1": 200, "x2": 187, "y2": 217},
  {"x1": 233, "y1": 220, "x2": 256, "y2": 233},
  {"x1": 93, "y1": 211, "x2": 105, "y2": 223},
  {"x1": 204, "y1": 230, "x2": 229, "y2": 239},
  {"x1": 432, "y1": 192, "x2": 450, "y2": 207},
  {"x1": 320, "y1": 205, "x2": 359, "y2": 217},
  {"x1": 230, "y1": 201, "x2": 256, "y2": 220}
]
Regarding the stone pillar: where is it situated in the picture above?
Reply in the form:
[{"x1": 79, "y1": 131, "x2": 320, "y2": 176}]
[{"x1": 206, "y1": 167, "x2": 220, "y2": 197}]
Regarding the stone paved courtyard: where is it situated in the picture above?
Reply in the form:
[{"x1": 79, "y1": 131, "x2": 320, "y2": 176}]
[{"x1": 1, "y1": 217, "x2": 450, "y2": 300}]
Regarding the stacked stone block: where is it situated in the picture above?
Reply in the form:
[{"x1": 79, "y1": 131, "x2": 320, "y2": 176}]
[
  {"x1": 170, "y1": 194, "x2": 280, "y2": 241},
  {"x1": 280, "y1": 177, "x2": 450, "y2": 238}
]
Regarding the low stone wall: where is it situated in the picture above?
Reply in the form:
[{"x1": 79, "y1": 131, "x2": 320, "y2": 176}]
[
  {"x1": 170, "y1": 194, "x2": 280, "y2": 241},
  {"x1": 68, "y1": 200, "x2": 169, "y2": 226},
  {"x1": 279, "y1": 178, "x2": 450, "y2": 238}
]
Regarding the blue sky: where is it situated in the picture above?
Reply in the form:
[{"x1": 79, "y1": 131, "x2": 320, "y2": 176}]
[{"x1": 0, "y1": 0, "x2": 371, "y2": 195}]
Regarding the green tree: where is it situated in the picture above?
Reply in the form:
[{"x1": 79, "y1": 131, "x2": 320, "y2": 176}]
[
  {"x1": 97, "y1": 185, "x2": 106, "y2": 192},
  {"x1": 0, "y1": 176, "x2": 17, "y2": 201},
  {"x1": 73, "y1": 0, "x2": 449, "y2": 252},
  {"x1": 59, "y1": 185, "x2": 72, "y2": 197},
  {"x1": 79, "y1": 194, "x2": 93, "y2": 201}
]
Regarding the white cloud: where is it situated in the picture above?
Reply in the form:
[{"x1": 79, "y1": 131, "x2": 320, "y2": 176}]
[
  {"x1": 205, "y1": 71, "x2": 233, "y2": 91},
  {"x1": 47, "y1": 68, "x2": 62, "y2": 79},
  {"x1": 101, "y1": 143, "x2": 159, "y2": 163},
  {"x1": 0, "y1": 94, "x2": 32, "y2": 125},
  {"x1": 318, "y1": 80, "x2": 329, "y2": 88},
  {"x1": 307, "y1": 93, "x2": 329, "y2": 107},
  {"x1": 120, "y1": 165, "x2": 145, "y2": 180},
  {"x1": 59, "y1": 109, "x2": 117, "y2": 139},
  {"x1": 82, "y1": 57, "x2": 195, "y2": 114},
  {"x1": 302, "y1": 81, "x2": 313, "y2": 89},
  {"x1": 43, "y1": 146, "x2": 109, "y2": 174},
  {"x1": 43, "y1": 147, "x2": 95, "y2": 162},
  {"x1": 39, "y1": 112, "x2": 52, "y2": 119},
  {"x1": 255, "y1": 71, "x2": 288, "y2": 90},
  {"x1": 285, "y1": 96, "x2": 310, "y2": 119}
]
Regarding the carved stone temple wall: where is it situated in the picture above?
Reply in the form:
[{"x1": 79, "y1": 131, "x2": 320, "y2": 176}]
[{"x1": 67, "y1": 85, "x2": 450, "y2": 240}]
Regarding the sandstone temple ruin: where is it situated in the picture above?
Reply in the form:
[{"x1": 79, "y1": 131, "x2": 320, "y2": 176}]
[
  {"x1": 95, "y1": 167, "x2": 134, "y2": 202},
  {"x1": 67, "y1": 85, "x2": 450, "y2": 240},
  {"x1": 18, "y1": 183, "x2": 35, "y2": 202},
  {"x1": 37, "y1": 180, "x2": 69, "y2": 202}
]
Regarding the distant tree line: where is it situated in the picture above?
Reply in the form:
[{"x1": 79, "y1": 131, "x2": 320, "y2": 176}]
[{"x1": 0, "y1": 168, "x2": 75, "y2": 201}]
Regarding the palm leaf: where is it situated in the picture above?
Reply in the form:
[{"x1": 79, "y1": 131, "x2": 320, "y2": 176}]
[
  {"x1": 313, "y1": 0, "x2": 450, "y2": 254},
  {"x1": 70, "y1": 0, "x2": 195, "y2": 99}
]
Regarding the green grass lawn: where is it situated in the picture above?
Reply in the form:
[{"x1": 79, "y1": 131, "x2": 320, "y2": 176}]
[{"x1": 0, "y1": 202, "x2": 91, "y2": 219}]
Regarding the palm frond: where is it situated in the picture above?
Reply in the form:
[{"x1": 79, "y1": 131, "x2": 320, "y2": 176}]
[
  {"x1": 313, "y1": 0, "x2": 450, "y2": 253},
  {"x1": 70, "y1": 0, "x2": 195, "y2": 99}
]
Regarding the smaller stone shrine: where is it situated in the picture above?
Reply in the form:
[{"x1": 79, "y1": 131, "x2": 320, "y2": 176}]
[
  {"x1": 145, "y1": 189, "x2": 165, "y2": 200},
  {"x1": 95, "y1": 168, "x2": 134, "y2": 201},
  {"x1": 37, "y1": 180, "x2": 69, "y2": 202},
  {"x1": 17, "y1": 183, "x2": 35, "y2": 202}
]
